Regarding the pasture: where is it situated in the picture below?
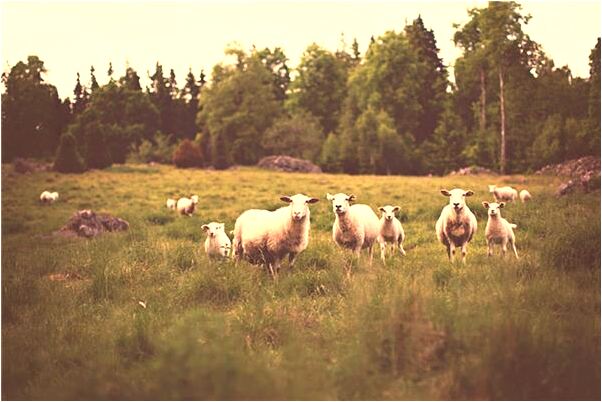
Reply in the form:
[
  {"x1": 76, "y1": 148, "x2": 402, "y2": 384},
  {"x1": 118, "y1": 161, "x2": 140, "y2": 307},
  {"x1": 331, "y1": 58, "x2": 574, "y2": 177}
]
[{"x1": 2, "y1": 164, "x2": 600, "y2": 400}]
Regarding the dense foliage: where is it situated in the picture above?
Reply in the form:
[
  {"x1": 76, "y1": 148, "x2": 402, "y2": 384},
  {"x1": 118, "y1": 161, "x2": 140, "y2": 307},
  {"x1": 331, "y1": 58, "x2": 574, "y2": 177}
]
[{"x1": 2, "y1": 2, "x2": 600, "y2": 174}]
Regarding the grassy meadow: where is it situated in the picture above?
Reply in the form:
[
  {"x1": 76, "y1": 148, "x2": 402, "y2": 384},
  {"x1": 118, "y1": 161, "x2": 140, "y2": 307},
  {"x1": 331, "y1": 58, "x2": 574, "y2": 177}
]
[{"x1": 2, "y1": 164, "x2": 600, "y2": 400}]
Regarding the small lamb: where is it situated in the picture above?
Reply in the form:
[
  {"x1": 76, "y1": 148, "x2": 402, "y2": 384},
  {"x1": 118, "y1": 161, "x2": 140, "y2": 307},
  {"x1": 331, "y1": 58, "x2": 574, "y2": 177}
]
[
  {"x1": 166, "y1": 198, "x2": 177, "y2": 210},
  {"x1": 482, "y1": 201, "x2": 519, "y2": 259},
  {"x1": 519, "y1": 189, "x2": 532, "y2": 203},
  {"x1": 377, "y1": 205, "x2": 406, "y2": 263},
  {"x1": 40, "y1": 191, "x2": 59, "y2": 204},
  {"x1": 232, "y1": 194, "x2": 319, "y2": 277},
  {"x1": 436, "y1": 189, "x2": 477, "y2": 263},
  {"x1": 488, "y1": 184, "x2": 518, "y2": 202},
  {"x1": 327, "y1": 193, "x2": 382, "y2": 264},
  {"x1": 201, "y1": 222, "x2": 231, "y2": 258},
  {"x1": 176, "y1": 195, "x2": 199, "y2": 216}
]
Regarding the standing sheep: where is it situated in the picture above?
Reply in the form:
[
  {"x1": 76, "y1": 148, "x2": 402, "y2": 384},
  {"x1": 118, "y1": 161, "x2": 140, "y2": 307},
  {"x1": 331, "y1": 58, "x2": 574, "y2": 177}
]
[
  {"x1": 40, "y1": 191, "x2": 59, "y2": 204},
  {"x1": 488, "y1": 184, "x2": 518, "y2": 202},
  {"x1": 519, "y1": 189, "x2": 532, "y2": 203},
  {"x1": 377, "y1": 205, "x2": 406, "y2": 263},
  {"x1": 482, "y1": 201, "x2": 519, "y2": 259},
  {"x1": 436, "y1": 189, "x2": 477, "y2": 263},
  {"x1": 176, "y1": 195, "x2": 199, "y2": 216},
  {"x1": 326, "y1": 193, "x2": 382, "y2": 265},
  {"x1": 232, "y1": 194, "x2": 319, "y2": 277},
  {"x1": 166, "y1": 198, "x2": 177, "y2": 210},
  {"x1": 201, "y1": 222, "x2": 231, "y2": 258}
]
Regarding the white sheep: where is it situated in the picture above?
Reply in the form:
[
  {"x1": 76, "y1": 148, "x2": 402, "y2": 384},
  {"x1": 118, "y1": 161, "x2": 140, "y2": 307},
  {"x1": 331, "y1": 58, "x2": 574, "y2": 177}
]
[
  {"x1": 40, "y1": 191, "x2": 59, "y2": 204},
  {"x1": 482, "y1": 201, "x2": 519, "y2": 259},
  {"x1": 377, "y1": 205, "x2": 406, "y2": 263},
  {"x1": 326, "y1": 193, "x2": 382, "y2": 265},
  {"x1": 176, "y1": 195, "x2": 199, "y2": 216},
  {"x1": 519, "y1": 189, "x2": 532, "y2": 203},
  {"x1": 201, "y1": 222, "x2": 231, "y2": 258},
  {"x1": 166, "y1": 198, "x2": 177, "y2": 210},
  {"x1": 232, "y1": 194, "x2": 319, "y2": 277},
  {"x1": 436, "y1": 189, "x2": 477, "y2": 263},
  {"x1": 488, "y1": 184, "x2": 518, "y2": 202}
]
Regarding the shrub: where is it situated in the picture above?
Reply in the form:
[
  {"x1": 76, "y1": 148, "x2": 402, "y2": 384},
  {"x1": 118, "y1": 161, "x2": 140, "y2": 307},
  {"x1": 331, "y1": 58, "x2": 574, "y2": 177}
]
[
  {"x1": 128, "y1": 132, "x2": 176, "y2": 164},
  {"x1": 172, "y1": 139, "x2": 203, "y2": 168},
  {"x1": 53, "y1": 132, "x2": 86, "y2": 173}
]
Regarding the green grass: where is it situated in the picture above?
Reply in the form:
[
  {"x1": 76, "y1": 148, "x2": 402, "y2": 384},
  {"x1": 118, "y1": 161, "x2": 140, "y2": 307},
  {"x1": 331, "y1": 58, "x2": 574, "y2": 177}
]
[{"x1": 2, "y1": 163, "x2": 600, "y2": 400}]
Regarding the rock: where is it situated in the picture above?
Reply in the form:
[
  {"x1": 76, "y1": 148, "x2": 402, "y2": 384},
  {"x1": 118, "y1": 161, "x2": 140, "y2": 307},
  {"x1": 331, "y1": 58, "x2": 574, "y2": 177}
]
[
  {"x1": 257, "y1": 155, "x2": 322, "y2": 174},
  {"x1": 57, "y1": 209, "x2": 129, "y2": 238},
  {"x1": 535, "y1": 156, "x2": 600, "y2": 178},
  {"x1": 556, "y1": 180, "x2": 578, "y2": 197},
  {"x1": 448, "y1": 166, "x2": 497, "y2": 176}
]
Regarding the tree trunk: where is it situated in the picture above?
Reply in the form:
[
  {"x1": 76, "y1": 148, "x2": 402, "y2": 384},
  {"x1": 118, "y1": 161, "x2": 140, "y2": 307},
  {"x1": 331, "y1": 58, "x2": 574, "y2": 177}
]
[
  {"x1": 479, "y1": 67, "x2": 487, "y2": 132},
  {"x1": 498, "y1": 66, "x2": 506, "y2": 174}
]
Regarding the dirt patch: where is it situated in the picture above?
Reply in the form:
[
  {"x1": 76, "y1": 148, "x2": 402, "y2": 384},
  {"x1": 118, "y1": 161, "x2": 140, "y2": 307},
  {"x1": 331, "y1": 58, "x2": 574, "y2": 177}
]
[
  {"x1": 257, "y1": 155, "x2": 322, "y2": 173},
  {"x1": 56, "y1": 209, "x2": 130, "y2": 238}
]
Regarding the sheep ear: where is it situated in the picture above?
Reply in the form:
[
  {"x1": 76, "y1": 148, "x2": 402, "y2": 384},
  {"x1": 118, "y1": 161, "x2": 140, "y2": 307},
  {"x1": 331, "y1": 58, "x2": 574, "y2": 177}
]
[
  {"x1": 326, "y1": 193, "x2": 334, "y2": 201},
  {"x1": 393, "y1": 206, "x2": 400, "y2": 212},
  {"x1": 499, "y1": 202, "x2": 505, "y2": 208},
  {"x1": 306, "y1": 198, "x2": 319, "y2": 204},
  {"x1": 201, "y1": 224, "x2": 209, "y2": 231},
  {"x1": 378, "y1": 207, "x2": 385, "y2": 213},
  {"x1": 347, "y1": 194, "x2": 356, "y2": 202},
  {"x1": 482, "y1": 201, "x2": 489, "y2": 209},
  {"x1": 280, "y1": 196, "x2": 292, "y2": 203},
  {"x1": 464, "y1": 190, "x2": 474, "y2": 197},
  {"x1": 441, "y1": 189, "x2": 451, "y2": 197}
]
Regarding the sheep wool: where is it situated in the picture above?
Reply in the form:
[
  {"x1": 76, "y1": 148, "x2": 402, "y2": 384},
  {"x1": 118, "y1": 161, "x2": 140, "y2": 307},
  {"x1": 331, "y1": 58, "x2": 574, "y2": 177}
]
[{"x1": 436, "y1": 188, "x2": 477, "y2": 263}]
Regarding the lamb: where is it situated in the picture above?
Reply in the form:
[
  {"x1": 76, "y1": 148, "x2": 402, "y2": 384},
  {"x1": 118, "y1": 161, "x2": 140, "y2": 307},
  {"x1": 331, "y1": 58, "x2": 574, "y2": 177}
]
[
  {"x1": 488, "y1": 184, "x2": 518, "y2": 202},
  {"x1": 201, "y1": 222, "x2": 231, "y2": 258},
  {"x1": 377, "y1": 205, "x2": 406, "y2": 263},
  {"x1": 232, "y1": 194, "x2": 319, "y2": 277},
  {"x1": 435, "y1": 188, "x2": 477, "y2": 263},
  {"x1": 326, "y1": 193, "x2": 382, "y2": 264},
  {"x1": 40, "y1": 191, "x2": 59, "y2": 204},
  {"x1": 519, "y1": 189, "x2": 532, "y2": 203},
  {"x1": 176, "y1": 195, "x2": 199, "y2": 216},
  {"x1": 166, "y1": 198, "x2": 177, "y2": 210},
  {"x1": 482, "y1": 201, "x2": 519, "y2": 259}
]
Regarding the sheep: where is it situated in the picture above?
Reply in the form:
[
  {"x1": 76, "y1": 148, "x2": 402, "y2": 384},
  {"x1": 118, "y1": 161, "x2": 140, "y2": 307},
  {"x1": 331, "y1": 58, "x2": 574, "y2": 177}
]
[
  {"x1": 326, "y1": 193, "x2": 382, "y2": 265},
  {"x1": 519, "y1": 189, "x2": 532, "y2": 203},
  {"x1": 39, "y1": 191, "x2": 59, "y2": 204},
  {"x1": 232, "y1": 194, "x2": 319, "y2": 277},
  {"x1": 435, "y1": 188, "x2": 477, "y2": 263},
  {"x1": 377, "y1": 205, "x2": 406, "y2": 263},
  {"x1": 488, "y1": 184, "x2": 518, "y2": 202},
  {"x1": 201, "y1": 222, "x2": 231, "y2": 258},
  {"x1": 482, "y1": 201, "x2": 519, "y2": 259},
  {"x1": 176, "y1": 195, "x2": 199, "y2": 216},
  {"x1": 166, "y1": 198, "x2": 177, "y2": 210}
]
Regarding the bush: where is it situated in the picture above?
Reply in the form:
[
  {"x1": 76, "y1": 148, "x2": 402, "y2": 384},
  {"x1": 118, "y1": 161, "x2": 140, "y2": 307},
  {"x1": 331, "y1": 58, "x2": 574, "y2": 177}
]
[
  {"x1": 53, "y1": 132, "x2": 86, "y2": 173},
  {"x1": 84, "y1": 121, "x2": 113, "y2": 169},
  {"x1": 172, "y1": 139, "x2": 203, "y2": 168},
  {"x1": 128, "y1": 132, "x2": 176, "y2": 164}
]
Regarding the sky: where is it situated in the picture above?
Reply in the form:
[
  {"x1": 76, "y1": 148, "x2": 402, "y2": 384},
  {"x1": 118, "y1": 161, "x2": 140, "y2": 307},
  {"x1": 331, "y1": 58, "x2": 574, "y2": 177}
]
[{"x1": 1, "y1": 1, "x2": 600, "y2": 99}]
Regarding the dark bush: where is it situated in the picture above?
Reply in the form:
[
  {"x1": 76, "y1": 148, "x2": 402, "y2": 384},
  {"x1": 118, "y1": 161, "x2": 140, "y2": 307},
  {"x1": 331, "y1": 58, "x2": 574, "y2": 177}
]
[
  {"x1": 53, "y1": 133, "x2": 86, "y2": 173},
  {"x1": 172, "y1": 139, "x2": 203, "y2": 168}
]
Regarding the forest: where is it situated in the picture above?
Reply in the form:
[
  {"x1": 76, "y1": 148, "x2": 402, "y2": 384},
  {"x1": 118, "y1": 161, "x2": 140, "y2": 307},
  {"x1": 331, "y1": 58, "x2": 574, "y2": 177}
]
[{"x1": 2, "y1": 1, "x2": 600, "y2": 175}]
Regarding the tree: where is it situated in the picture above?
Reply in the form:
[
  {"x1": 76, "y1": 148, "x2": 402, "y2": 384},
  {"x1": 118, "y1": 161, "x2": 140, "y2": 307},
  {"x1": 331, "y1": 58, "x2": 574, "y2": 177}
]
[
  {"x1": 320, "y1": 133, "x2": 340, "y2": 172},
  {"x1": 120, "y1": 67, "x2": 142, "y2": 91},
  {"x1": 172, "y1": 139, "x2": 203, "y2": 168},
  {"x1": 90, "y1": 66, "x2": 100, "y2": 92},
  {"x1": 588, "y1": 38, "x2": 601, "y2": 140},
  {"x1": 255, "y1": 47, "x2": 291, "y2": 102},
  {"x1": 53, "y1": 132, "x2": 86, "y2": 173},
  {"x1": 261, "y1": 111, "x2": 323, "y2": 161},
  {"x1": 72, "y1": 72, "x2": 89, "y2": 114}
]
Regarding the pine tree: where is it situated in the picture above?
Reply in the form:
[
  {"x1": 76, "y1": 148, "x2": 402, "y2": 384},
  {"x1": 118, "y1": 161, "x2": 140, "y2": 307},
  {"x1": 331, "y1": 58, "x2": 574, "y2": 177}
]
[
  {"x1": 90, "y1": 66, "x2": 99, "y2": 92},
  {"x1": 107, "y1": 62, "x2": 114, "y2": 81},
  {"x1": 53, "y1": 132, "x2": 86, "y2": 173},
  {"x1": 120, "y1": 67, "x2": 142, "y2": 91},
  {"x1": 72, "y1": 72, "x2": 89, "y2": 114}
]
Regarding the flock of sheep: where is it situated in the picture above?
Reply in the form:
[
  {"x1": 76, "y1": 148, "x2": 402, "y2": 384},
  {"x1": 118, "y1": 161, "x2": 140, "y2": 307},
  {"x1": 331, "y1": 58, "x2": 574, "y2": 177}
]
[{"x1": 40, "y1": 184, "x2": 532, "y2": 278}]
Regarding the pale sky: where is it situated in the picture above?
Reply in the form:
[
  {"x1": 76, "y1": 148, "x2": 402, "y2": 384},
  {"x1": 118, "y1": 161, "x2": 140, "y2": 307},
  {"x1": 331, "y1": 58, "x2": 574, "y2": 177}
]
[{"x1": 1, "y1": 1, "x2": 600, "y2": 99}]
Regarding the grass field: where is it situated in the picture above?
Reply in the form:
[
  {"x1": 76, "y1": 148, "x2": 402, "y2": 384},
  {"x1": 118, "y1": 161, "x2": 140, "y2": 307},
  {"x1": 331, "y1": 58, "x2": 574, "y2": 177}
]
[{"x1": 2, "y1": 164, "x2": 600, "y2": 400}]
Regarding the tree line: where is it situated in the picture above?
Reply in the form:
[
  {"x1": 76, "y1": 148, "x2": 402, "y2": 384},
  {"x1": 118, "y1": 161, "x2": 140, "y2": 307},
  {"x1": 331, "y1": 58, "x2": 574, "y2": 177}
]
[{"x1": 2, "y1": 2, "x2": 600, "y2": 174}]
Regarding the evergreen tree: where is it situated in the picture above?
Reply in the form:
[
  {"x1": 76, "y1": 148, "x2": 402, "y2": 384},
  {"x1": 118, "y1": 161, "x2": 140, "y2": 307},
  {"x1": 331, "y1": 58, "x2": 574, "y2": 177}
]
[
  {"x1": 53, "y1": 132, "x2": 86, "y2": 173},
  {"x1": 107, "y1": 62, "x2": 114, "y2": 81},
  {"x1": 72, "y1": 72, "x2": 89, "y2": 114},
  {"x1": 90, "y1": 66, "x2": 99, "y2": 92},
  {"x1": 588, "y1": 38, "x2": 601, "y2": 141},
  {"x1": 120, "y1": 67, "x2": 142, "y2": 91}
]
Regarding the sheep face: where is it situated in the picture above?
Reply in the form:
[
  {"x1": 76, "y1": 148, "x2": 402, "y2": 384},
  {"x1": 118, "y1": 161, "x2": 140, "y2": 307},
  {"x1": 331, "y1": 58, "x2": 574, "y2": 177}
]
[
  {"x1": 379, "y1": 205, "x2": 400, "y2": 221},
  {"x1": 280, "y1": 194, "x2": 319, "y2": 221},
  {"x1": 488, "y1": 185, "x2": 496, "y2": 193},
  {"x1": 441, "y1": 188, "x2": 474, "y2": 212},
  {"x1": 482, "y1": 201, "x2": 505, "y2": 217},
  {"x1": 190, "y1": 195, "x2": 199, "y2": 205},
  {"x1": 202, "y1": 222, "x2": 225, "y2": 238},
  {"x1": 326, "y1": 193, "x2": 356, "y2": 215}
]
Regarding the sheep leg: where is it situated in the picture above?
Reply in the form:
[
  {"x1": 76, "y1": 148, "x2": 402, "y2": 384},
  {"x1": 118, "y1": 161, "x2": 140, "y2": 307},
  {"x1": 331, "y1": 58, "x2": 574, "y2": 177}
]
[
  {"x1": 461, "y1": 244, "x2": 468, "y2": 264},
  {"x1": 449, "y1": 243, "x2": 456, "y2": 262},
  {"x1": 487, "y1": 239, "x2": 493, "y2": 257},
  {"x1": 398, "y1": 238, "x2": 406, "y2": 256},
  {"x1": 288, "y1": 252, "x2": 297, "y2": 268},
  {"x1": 510, "y1": 240, "x2": 519, "y2": 259},
  {"x1": 380, "y1": 242, "x2": 386, "y2": 264},
  {"x1": 501, "y1": 239, "x2": 508, "y2": 258},
  {"x1": 368, "y1": 244, "x2": 374, "y2": 267}
]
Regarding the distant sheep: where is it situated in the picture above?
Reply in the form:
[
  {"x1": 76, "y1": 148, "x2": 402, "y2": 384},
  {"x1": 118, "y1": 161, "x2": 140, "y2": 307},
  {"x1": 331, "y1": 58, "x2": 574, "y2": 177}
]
[
  {"x1": 232, "y1": 194, "x2": 319, "y2": 277},
  {"x1": 377, "y1": 205, "x2": 406, "y2": 263},
  {"x1": 202, "y1": 222, "x2": 231, "y2": 258},
  {"x1": 166, "y1": 198, "x2": 177, "y2": 210},
  {"x1": 519, "y1": 189, "x2": 532, "y2": 203},
  {"x1": 482, "y1": 201, "x2": 519, "y2": 259},
  {"x1": 176, "y1": 195, "x2": 199, "y2": 216},
  {"x1": 488, "y1": 184, "x2": 518, "y2": 202},
  {"x1": 326, "y1": 193, "x2": 382, "y2": 264},
  {"x1": 436, "y1": 189, "x2": 477, "y2": 263},
  {"x1": 40, "y1": 191, "x2": 59, "y2": 204}
]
